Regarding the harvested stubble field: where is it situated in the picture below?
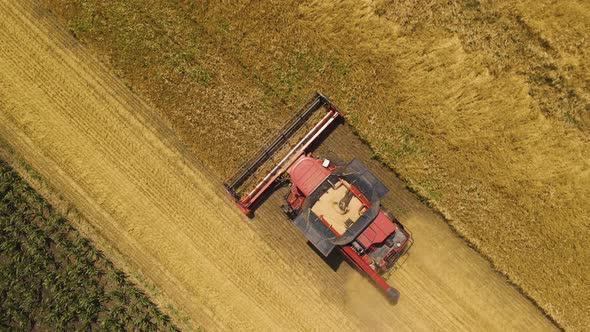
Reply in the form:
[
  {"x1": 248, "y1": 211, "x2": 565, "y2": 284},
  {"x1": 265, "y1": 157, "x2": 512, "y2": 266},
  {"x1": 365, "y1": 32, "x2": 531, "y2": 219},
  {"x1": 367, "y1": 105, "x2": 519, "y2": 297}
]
[{"x1": 36, "y1": 0, "x2": 590, "y2": 330}]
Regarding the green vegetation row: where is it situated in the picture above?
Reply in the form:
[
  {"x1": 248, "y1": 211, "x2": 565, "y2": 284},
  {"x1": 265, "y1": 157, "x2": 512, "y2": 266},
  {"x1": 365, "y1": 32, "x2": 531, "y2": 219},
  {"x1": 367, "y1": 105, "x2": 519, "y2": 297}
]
[{"x1": 0, "y1": 160, "x2": 178, "y2": 331}]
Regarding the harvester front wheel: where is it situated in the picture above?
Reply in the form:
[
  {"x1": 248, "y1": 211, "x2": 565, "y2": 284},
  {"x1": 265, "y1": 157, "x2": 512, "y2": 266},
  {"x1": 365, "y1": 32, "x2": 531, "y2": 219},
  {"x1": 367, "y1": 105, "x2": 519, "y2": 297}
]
[{"x1": 281, "y1": 203, "x2": 296, "y2": 219}]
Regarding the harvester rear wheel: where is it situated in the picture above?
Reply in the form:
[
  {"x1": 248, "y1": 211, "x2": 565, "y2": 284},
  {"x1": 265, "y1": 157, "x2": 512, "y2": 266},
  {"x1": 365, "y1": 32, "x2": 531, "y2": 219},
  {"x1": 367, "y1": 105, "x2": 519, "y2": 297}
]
[{"x1": 383, "y1": 208, "x2": 401, "y2": 226}]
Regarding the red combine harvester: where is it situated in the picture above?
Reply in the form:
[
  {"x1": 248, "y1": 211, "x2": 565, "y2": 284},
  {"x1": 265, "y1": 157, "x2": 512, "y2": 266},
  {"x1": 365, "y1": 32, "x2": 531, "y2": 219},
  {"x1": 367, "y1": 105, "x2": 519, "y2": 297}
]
[{"x1": 224, "y1": 93, "x2": 412, "y2": 303}]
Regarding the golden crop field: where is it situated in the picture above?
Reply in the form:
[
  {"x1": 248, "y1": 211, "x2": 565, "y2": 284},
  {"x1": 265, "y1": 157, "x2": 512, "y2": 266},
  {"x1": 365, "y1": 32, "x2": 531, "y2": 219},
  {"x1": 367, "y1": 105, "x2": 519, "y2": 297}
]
[{"x1": 3, "y1": 0, "x2": 588, "y2": 330}]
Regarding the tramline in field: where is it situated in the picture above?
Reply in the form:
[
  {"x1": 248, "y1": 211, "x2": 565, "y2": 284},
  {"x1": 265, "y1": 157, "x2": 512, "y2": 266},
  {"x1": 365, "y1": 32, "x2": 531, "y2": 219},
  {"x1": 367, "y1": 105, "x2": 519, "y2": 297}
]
[{"x1": 224, "y1": 92, "x2": 412, "y2": 303}]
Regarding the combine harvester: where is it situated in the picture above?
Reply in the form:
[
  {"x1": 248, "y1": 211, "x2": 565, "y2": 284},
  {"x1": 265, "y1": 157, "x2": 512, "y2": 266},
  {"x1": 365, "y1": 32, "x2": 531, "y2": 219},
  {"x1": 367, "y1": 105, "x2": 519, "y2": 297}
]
[{"x1": 224, "y1": 93, "x2": 412, "y2": 303}]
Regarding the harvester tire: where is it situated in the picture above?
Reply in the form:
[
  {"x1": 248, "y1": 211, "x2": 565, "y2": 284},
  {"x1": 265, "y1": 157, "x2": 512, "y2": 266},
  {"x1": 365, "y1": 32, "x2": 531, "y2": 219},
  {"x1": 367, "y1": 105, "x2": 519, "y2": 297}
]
[{"x1": 281, "y1": 204, "x2": 296, "y2": 219}]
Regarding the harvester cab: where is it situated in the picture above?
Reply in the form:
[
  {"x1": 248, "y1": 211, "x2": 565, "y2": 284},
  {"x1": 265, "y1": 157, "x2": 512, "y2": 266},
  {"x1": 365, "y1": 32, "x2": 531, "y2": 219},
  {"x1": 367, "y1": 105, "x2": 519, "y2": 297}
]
[{"x1": 224, "y1": 92, "x2": 412, "y2": 303}]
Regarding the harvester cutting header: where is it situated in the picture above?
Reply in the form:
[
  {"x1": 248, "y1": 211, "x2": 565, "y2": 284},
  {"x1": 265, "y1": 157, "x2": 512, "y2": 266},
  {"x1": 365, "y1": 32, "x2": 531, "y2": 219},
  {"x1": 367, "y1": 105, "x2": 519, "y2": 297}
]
[{"x1": 224, "y1": 93, "x2": 412, "y2": 303}]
